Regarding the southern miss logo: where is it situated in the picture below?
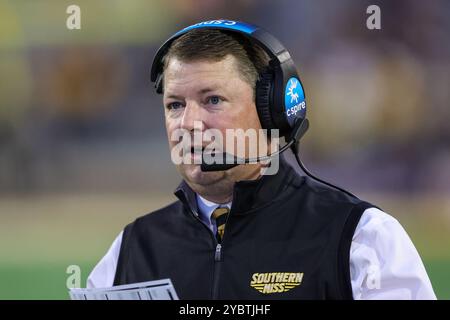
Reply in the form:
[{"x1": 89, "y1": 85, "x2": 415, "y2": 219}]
[{"x1": 250, "y1": 272, "x2": 304, "y2": 294}]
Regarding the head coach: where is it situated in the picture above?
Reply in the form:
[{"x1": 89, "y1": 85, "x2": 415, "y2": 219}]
[{"x1": 87, "y1": 20, "x2": 436, "y2": 299}]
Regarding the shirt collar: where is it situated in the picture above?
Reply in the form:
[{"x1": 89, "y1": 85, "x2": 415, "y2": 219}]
[{"x1": 196, "y1": 194, "x2": 232, "y2": 226}]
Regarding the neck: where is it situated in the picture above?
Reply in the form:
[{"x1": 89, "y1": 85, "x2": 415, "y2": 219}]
[
  {"x1": 195, "y1": 163, "x2": 262, "y2": 204},
  {"x1": 199, "y1": 193, "x2": 233, "y2": 204}
]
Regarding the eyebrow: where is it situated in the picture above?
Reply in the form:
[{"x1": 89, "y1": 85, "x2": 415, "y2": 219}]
[
  {"x1": 165, "y1": 94, "x2": 184, "y2": 100},
  {"x1": 198, "y1": 87, "x2": 220, "y2": 94},
  {"x1": 165, "y1": 86, "x2": 222, "y2": 100}
]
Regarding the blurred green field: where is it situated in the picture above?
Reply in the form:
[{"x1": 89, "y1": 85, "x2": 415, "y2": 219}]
[{"x1": 0, "y1": 193, "x2": 449, "y2": 299}]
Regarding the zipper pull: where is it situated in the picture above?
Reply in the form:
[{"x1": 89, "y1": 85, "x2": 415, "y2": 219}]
[{"x1": 215, "y1": 243, "x2": 222, "y2": 262}]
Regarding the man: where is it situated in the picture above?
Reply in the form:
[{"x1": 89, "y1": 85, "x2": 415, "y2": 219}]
[{"x1": 87, "y1": 22, "x2": 436, "y2": 299}]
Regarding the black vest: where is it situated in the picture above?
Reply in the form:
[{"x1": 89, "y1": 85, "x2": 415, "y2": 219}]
[{"x1": 114, "y1": 158, "x2": 375, "y2": 299}]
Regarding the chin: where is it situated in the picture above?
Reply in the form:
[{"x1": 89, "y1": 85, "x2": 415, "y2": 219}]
[{"x1": 178, "y1": 164, "x2": 225, "y2": 186}]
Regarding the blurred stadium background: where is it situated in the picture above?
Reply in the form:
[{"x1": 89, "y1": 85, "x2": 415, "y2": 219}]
[{"x1": 0, "y1": 0, "x2": 449, "y2": 299}]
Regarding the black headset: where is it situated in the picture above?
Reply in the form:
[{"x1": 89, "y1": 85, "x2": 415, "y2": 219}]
[
  {"x1": 150, "y1": 19, "x2": 307, "y2": 139},
  {"x1": 150, "y1": 19, "x2": 356, "y2": 198}
]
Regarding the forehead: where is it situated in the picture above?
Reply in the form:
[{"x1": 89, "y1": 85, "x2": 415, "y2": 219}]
[{"x1": 163, "y1": 55, "x2": 242, "y2": 90}]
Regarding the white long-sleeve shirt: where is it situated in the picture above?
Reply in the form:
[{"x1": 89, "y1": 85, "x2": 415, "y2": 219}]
[{"x1": 87, "y1": 195, "x2": 436, "y2": 299}]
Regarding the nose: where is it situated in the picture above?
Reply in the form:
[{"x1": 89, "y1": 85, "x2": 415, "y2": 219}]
[{"x1": 180, "y1": 101, "x2": 205, "y2": 132}]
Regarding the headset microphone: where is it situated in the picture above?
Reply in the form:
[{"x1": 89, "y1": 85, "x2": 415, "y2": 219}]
[{"x1": 200, "y1": 118, "x2": 309, "y2": 172}]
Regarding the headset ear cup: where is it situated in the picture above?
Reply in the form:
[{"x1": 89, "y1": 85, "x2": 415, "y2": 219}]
[{"x1": 255, "y1": 70, "x2": 276, "y2": 131}]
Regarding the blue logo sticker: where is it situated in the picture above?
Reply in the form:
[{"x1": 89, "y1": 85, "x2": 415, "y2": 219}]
[
  {"x1": 285, "y1": 77, "x2": 306, "y2": 120},
  {"x1": 174, "y1": 20, "x2": 258, "y2": 36}
]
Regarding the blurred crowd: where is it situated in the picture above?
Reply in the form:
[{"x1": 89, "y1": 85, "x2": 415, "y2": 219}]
[{"x1": 0, "y1": 0, "x2": 449, "y2": 195}]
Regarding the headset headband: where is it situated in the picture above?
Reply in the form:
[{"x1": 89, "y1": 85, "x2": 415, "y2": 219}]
[{"x1": 150, "y1": 20, "x2": 293, "y2": 83}]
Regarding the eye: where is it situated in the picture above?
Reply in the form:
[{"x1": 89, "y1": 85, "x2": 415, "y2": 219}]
[
  {"x1": 166, "y1": 101, "x2": 184, "y2": 110},
  {"x1": 207, "y1": 96, "x2": 222, "y2": 105}
]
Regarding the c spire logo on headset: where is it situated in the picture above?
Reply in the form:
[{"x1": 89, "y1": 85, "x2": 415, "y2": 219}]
[{"x1": 285, "y1": 77, "x2": 306, "y2": 118}]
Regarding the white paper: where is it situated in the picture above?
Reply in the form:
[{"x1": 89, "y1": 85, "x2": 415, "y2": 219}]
[{"x1": 69, "y1": 278, "x2": 179, "y2": 300}]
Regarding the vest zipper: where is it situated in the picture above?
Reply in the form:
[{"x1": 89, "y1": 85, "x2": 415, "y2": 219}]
[
  {"x1": 212, "y1": 211, "x2": 232, "y2": 299},
  {"x1": 212, "y1": 243, "x2": 222, "y2": 299},
  {"x1": 187, "y1": 208, "x2": 224, "y2": 299},
  {"x1": 215, "y1": 243, "x2": 222, "y2": 261}
]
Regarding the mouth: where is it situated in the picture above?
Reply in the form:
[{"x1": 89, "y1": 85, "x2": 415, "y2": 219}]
[
  {"x1": 190, "y1": 146, "x2": 205, "y2": 155},
  {"x1": 185, "y1": 146, "x2": 221, "y2": 164},
  {"x1": 184, "y1": 146, "x2": 206, "y2": 164}
]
